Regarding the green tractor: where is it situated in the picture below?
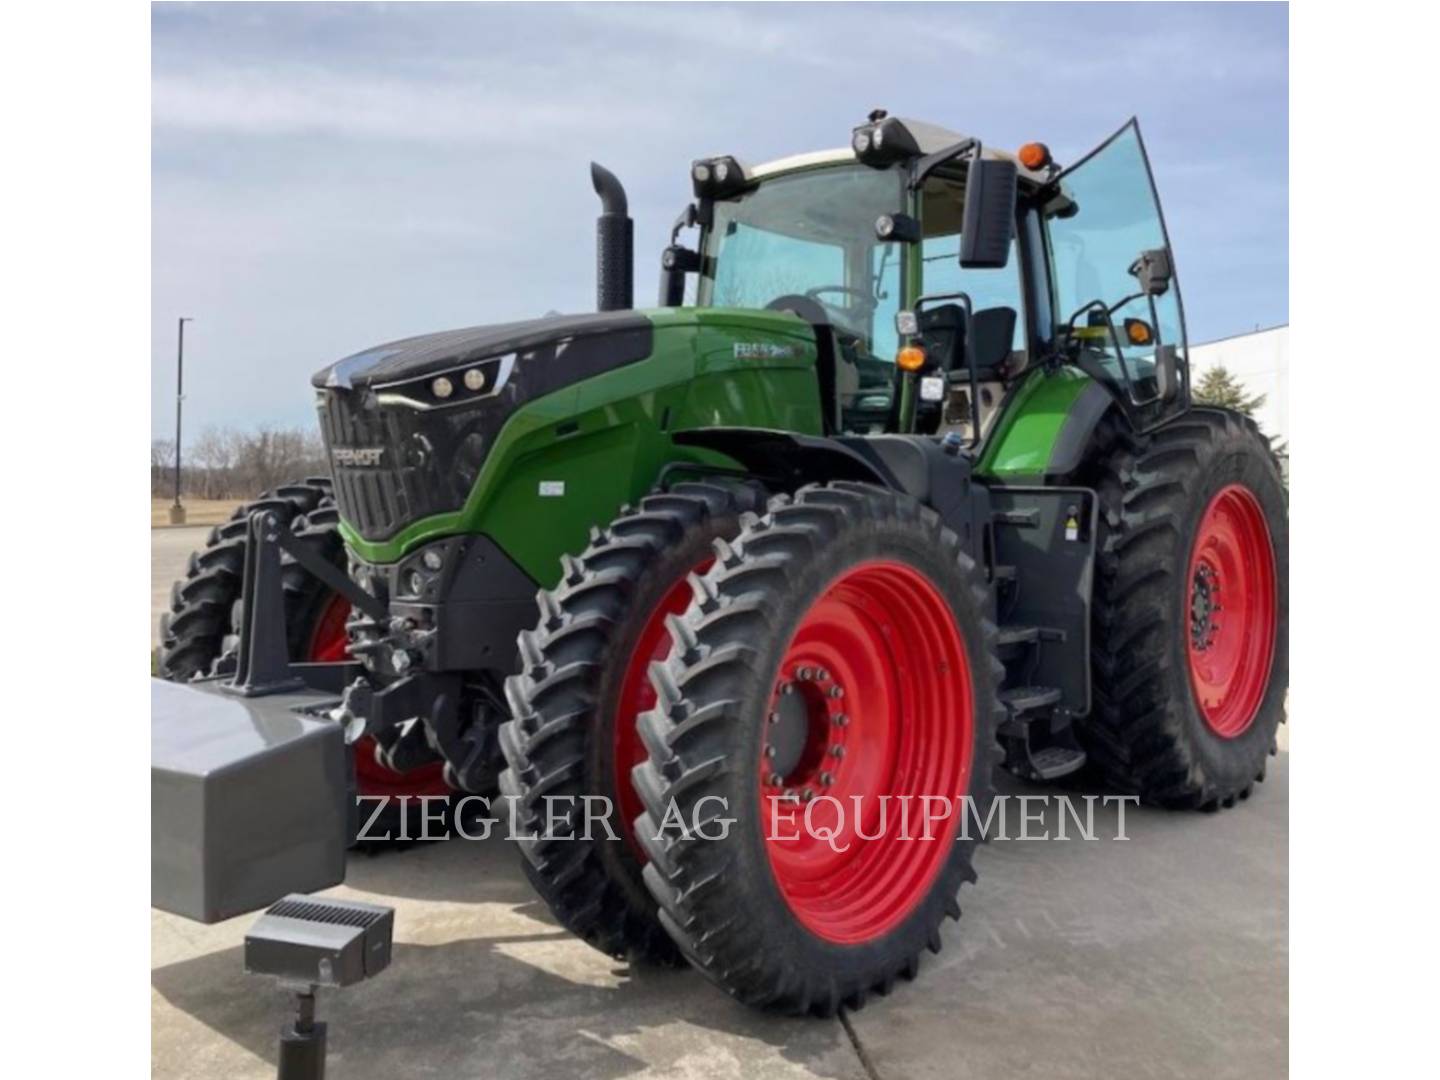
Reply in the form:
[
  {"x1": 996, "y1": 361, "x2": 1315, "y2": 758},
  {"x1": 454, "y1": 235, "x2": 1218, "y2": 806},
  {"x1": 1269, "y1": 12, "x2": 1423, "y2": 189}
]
[{"x1": 155, "y1": 112, "x2": 1287, "y2": 1015}]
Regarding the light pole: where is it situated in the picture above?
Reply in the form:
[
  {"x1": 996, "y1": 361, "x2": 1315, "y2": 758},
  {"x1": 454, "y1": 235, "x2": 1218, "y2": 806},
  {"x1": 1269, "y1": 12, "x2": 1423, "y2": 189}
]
[{"x1": 169, "y1": 317, "x2": 193, "y2": 525}]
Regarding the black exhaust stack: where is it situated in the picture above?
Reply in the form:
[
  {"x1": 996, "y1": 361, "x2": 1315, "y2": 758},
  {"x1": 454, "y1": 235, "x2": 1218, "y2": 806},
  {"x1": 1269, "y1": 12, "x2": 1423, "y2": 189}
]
[{"x1": 591, "y1": 162, "x2": 633, "y2": 312}]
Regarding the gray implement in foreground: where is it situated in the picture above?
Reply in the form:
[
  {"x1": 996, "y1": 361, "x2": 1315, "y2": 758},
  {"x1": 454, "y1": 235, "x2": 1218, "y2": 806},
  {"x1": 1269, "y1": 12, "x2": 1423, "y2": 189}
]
[{"x1": 151, "y1": 679, "x2": 349, "y2": 923}]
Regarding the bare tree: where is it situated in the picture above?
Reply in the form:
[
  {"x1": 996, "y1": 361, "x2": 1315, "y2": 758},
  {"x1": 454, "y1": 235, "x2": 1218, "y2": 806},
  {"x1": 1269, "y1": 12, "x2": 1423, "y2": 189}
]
[
  {"x1": 151, "y1": 439, "x2": 175, "y2": 496},
  {"x1": 153, "y1": 425, "x2": 330, "y2": 501}
]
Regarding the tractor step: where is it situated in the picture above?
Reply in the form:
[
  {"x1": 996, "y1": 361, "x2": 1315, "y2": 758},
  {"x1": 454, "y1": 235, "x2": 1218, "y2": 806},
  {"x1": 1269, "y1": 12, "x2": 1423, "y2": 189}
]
[
  {"x1": 997, "y1": 625, "x2": 1040, "y2": 647},
  {"x1": 1000, "y1": 685, "x2": 1062, "y2": 714},
  {"x1": 1022, "y1": 744, "x2": 1088, "y2": 782}
]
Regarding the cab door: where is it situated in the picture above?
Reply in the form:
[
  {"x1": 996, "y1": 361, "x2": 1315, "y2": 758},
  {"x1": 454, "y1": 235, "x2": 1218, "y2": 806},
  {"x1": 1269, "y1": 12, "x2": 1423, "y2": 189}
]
[{"x1": 1044, "y1": 119, "x2": 1190, "y2": 429}]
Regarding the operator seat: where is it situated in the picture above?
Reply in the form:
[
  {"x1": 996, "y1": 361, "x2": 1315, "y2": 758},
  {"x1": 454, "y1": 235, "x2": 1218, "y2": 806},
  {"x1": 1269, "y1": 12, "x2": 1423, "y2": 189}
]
[{"x1": 919, "y1": 304, "x2": 1018, "y2": 381}]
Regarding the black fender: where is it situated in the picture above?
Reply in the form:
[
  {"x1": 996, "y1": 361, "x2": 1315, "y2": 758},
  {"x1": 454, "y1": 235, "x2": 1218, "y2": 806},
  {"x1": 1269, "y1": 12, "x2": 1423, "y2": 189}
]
[
  {"x1": 672, "y1": 428, "x2": 903, "y2": 491},
  {"x1": 1044, "y1": 380, "x2": 1119, "y2": 477},
  {"x1": 673, "y1": 427, "x2": 991, "y2": 562}
]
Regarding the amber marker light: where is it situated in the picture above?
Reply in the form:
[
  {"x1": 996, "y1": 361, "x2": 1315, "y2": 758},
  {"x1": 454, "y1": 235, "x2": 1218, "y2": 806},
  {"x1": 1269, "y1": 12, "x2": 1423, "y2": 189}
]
[
  {"x1": 897, "y1": 345, "x2": 927, "y2": 372},
  {"x1": 1018, "y1": 142, "x2": 1052, "y2": 170},
  {"x1": 1125, "y1": 319, "x2": 1155, "y2": 346}
]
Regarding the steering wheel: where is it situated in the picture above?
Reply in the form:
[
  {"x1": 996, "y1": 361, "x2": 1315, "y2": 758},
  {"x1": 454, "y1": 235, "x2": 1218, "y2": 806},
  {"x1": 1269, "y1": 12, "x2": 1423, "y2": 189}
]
[
  {"x1": 805, "y1": 285, "x2": 876, "y2": 312},
  {"x1": 765, "y1": 294, "x2": 832, "y2": 326}
]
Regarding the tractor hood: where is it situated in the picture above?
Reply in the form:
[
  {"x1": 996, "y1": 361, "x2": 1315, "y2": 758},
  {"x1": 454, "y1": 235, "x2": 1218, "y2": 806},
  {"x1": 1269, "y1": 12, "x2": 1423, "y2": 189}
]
[
  {"x1": 311, "y1": 309, "x2": 656, "y2": 544},
  {"x1": 312, "y1": 309, "x2": 653, "y2": 393}
]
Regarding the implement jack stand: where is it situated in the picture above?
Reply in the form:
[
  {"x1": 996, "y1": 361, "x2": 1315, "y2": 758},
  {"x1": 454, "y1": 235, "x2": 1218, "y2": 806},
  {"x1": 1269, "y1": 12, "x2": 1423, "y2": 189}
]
[
  {"x1": 244, "y1": 895, "x2": 395, "y2": 1080},
  {"x1": 278, "y1": 987, "x2": 328, "y2": 1080}
]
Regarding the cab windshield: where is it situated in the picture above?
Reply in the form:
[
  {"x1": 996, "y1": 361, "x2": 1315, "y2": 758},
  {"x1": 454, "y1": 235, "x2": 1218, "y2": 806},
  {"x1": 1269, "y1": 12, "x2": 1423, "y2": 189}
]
[{"x1": 697, "y1": 165, "x2": 906, "y2": 359}]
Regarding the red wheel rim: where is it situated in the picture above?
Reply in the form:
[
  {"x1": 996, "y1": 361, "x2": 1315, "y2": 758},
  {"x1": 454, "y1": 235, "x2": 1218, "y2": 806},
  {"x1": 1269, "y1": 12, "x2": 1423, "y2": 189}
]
[
  {"x1": 308, "y1": 594, "x2": 450, "y2": 798},
  {"x1": 1185, "y1": 484, "x2": 1277, "y2": 738},
  {"x1": 614, "y1": 558, "x2": 713, "y2": 859},
  {"x1": 759, "y1": 560, "x2": 973, "y2": 945}
]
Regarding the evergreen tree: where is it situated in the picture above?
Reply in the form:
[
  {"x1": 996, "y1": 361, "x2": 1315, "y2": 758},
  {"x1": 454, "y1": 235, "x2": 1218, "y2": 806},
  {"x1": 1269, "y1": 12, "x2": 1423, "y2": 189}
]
[{"x1": 1193, "y1": 365, "x2": 1266, "y2": 416}]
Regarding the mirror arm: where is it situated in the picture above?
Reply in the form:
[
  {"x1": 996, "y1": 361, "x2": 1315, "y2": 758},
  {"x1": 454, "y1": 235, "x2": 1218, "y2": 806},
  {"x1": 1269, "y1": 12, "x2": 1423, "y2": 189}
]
[
  {"x1": 1106, "y1": 291, "x2": 1146, "y2": 317},
  {"x1": 670, "y1": 203, "x2": 698, "y2": 245},
  {"x1": 909, "y1": 138, "x2": 979, "y2": 190}
]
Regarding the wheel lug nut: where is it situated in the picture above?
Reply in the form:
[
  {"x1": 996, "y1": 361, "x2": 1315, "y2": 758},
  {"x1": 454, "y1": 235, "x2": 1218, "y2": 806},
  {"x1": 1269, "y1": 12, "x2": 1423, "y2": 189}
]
[
  {"x1": 828, "y1": 685, "x2": 844, "y2": 699},
  {"x1": 781, "y1": 682, "x2": 796, "y2": 696},
  {"x1": 819, "y1": 772, "x2": 834, "y2": 786},
  {"x1": 816, "y1": 668, "x2": 830, "y2": 681},
  {"x1": 797, "y1": 666, "x2": 813, "y2": 680},
  {"x1": 830, "y1": 745, "x2": 845, "y2": 758},
  {"x1": 764, "y1": 745, "x2": 776, "y2": 758},
  {"x1": 801, "y1": 788, "x2": 814, "y2": 801},
  {"x1": 768, "y1": 772, "x2": 784, "y2": 786},
  {"x1": 768, "y1": 711, "x2": 780, "y2": 724},
  {"x1": 834, "y1": 714, "x2": 849, "y2": 727}
]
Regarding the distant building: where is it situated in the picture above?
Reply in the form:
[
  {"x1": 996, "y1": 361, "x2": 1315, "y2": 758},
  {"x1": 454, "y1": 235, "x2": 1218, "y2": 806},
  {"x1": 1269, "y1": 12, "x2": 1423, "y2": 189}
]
[{"x1": 1189, "y1": 324, "x2": 1289, "y2": 475}]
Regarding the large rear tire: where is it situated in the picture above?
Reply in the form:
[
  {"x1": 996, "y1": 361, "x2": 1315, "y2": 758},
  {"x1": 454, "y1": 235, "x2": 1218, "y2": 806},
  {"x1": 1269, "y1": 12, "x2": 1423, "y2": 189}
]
[
  {"x1": 157, "y1": 478, "x2": 451, "y2": 801},
  {"x1": 498, "y1": 481, "x2": 765, "y2": 964},
  {"x1": 1080, "y1": 408, "x2": 1288, "y2": 809},
  {"x1": 632, "y1": 483, "x2": 1004, "y2": 1014}
]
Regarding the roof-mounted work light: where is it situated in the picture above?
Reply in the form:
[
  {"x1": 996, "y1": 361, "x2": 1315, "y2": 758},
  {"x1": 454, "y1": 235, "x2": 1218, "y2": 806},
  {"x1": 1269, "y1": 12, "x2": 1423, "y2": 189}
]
[
  {"x1": 851, "y1": 110, "x2": 923, "y2": 167},
  {"x1": 691, "y1": 156, "x2": 749, "y2": 199}
]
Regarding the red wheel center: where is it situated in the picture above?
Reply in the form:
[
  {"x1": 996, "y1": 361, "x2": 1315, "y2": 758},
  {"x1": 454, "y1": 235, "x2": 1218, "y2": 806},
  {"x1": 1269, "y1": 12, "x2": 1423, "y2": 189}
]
[
  {"x1": 760, "y1": 560, "x2": 974, "y2": 945},
  {"x1": 1185, "y1": 484, "x2": 1278, "y2": 738},
  {"x1": 614, "y1": 558, "x2": 714, "y2": 860}
]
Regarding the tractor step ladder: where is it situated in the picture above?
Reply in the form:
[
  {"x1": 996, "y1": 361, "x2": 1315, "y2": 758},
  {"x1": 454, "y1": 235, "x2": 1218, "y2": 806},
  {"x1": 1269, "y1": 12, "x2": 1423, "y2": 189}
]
[{"x1": 998, "y1": 682, "x2": 1088, "y2": 782}]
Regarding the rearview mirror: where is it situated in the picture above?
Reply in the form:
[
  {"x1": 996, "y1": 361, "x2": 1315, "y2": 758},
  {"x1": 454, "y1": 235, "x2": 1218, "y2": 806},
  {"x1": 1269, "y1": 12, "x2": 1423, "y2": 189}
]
[
  {"x1": 960, "y1": 158, "x2": 1018, "y2": 269},
  {"x1": 1129, "y1": 248, "x2": 1172, "y2": 296}
]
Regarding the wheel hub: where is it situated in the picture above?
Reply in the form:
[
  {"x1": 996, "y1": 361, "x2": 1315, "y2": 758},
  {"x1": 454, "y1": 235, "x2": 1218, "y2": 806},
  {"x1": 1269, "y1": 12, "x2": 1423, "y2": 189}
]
[
  {"x1": 764, "y1": 668, "x2": 849, "y2": 799},
  {"x1": 1189, "y1": 563, "x2": 1221, "y2": 651}
]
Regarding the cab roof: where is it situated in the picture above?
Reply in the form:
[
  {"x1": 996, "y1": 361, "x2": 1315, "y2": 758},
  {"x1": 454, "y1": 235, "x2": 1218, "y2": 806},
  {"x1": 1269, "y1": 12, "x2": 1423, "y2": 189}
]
[{"x1": 743, "y1": 117, "x2": 1053, "y2": 187}]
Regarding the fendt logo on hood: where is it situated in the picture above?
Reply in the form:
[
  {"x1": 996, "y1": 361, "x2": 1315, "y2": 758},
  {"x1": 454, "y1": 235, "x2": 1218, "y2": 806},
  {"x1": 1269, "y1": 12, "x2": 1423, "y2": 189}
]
[{"x1": 332, "y1": 447, "x2": 386, "y2": 467}]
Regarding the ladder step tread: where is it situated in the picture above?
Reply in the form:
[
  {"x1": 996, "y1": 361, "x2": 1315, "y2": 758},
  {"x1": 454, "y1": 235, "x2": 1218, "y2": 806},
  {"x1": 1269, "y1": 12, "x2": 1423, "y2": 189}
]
[
  {"x1": 1000, "y1": 685, "x2": 1063, "y2": 713},
  {"x1": 997, "y1": 625, "x2": 1040, "y2": 646},
  {"x1": 1026, "y1": 745, "x2": 1088, "y2": 781}
]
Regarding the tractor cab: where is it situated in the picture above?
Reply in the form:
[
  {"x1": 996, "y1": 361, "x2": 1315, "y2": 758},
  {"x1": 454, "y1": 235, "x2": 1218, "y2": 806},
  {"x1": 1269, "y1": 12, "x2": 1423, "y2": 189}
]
[{"x1": 671, "y1": 113, "x2": 1191, "y2": 446}]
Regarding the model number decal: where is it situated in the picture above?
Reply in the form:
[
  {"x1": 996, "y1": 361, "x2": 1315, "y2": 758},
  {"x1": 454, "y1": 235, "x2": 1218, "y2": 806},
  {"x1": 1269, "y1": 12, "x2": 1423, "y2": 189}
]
[
  {"x1": 538, "y1": 481, "x2": 565, "y2": 497},
  {"x1": 733, "y1": 342, "x2": 800, "y2": 360}
]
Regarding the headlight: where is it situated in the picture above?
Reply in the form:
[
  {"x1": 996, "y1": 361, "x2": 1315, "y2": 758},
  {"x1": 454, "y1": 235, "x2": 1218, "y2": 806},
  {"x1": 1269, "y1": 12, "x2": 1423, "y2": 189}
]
[
  {"x1": 463, "y1": 367, "x2": 486, "y2": 392},
  {"x1": 852, "y1": 131, "x2": 871, "y2": 154},
  {"x1": 421, "y1": 549, "x2": 444, "y2": 571},
  {"x1": 431, "y1": 376, "x2": 454, "y2": 399}
]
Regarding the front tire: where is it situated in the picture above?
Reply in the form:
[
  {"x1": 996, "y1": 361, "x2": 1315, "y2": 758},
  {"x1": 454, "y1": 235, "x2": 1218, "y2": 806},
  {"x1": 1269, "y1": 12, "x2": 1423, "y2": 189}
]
[
  {"x1": 498, "y1": 481, "x2": 765, "y2": 964},
  {"x1": 1081, "y1": 408, "x2": 1288, "y2": 809},
  {"x1": 632, "y1": 483, "x2": 1004, "y2": 1014}
]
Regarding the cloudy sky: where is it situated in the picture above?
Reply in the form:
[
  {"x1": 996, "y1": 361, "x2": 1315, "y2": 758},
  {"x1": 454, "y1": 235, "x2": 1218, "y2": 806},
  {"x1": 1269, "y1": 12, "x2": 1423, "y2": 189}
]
[{"x1": 152, "y1": 1, "x2": 1287, "y2": 437}]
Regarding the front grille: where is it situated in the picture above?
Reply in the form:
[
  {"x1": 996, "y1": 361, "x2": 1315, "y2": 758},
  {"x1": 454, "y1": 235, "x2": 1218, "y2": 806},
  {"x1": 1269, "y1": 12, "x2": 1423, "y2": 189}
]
[{"x1": 317, "y1": 390, "x2": 490, "y2": 542}]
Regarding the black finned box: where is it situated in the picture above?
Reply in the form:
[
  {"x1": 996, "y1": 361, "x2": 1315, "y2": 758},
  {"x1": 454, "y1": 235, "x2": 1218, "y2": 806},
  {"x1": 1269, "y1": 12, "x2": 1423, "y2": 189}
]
[
  {"x1": 245, "y1": 895, "x2": 394, "y2": 988},
  {"x1": 151, "y1": 679, "x2": 349, "y2": 923}
]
